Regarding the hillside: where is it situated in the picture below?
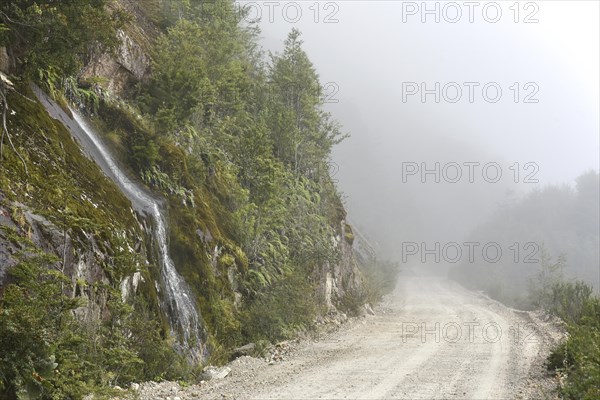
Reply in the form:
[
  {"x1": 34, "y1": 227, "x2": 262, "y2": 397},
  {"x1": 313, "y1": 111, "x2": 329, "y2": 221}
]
[{"x1": 0, "y1": 1, "x2": 393, "y2": 398}]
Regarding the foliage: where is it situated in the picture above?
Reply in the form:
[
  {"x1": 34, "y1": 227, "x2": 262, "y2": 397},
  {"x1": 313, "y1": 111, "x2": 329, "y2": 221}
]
[
  {"x1": 139, "y1": 7, "x2": 258, "y2": 133},
  {"x1": 142, "y1": 165, "x2": 195, "y2": 207},
  {"x1": 239, "y1": 172, "x2": 339, "y2": 295},
  {"x1": 0, "y1": 0, "x2": 126, "y2": 78},
  {"x1": 241, "y1": 267, "x2": 318, "y2": 342},
  {"x1": 126, "y1": 296, "x2": 190, "y2": 382},
  {"x1": 0, "y1": 238, "x2": 187, "y2": 399},
  {"x1": 2, "y1": 0, "x2": 362, "y2": 395},
  {"x1": 0, "y1": 245, "x2": 76, "y2": 399},
  {"x1": 0, "y1": 86, "x2": 185, "y2": 398},
  {"x1": 528, "y1": 247, "x2": 565, "y2": 312},
  {"x1": 544, "y1": 282, "x2": 600, "y2": 399},
  {"x1": 129, "y1": 1, "x2": 351, "y2": 353},
  {"x1": 528, "y1": 253, "x2": 599, "y2": 399},
  {"x1": 267, "y1": 28, "x2": 348, "y2": 176},
  {"x1": 545, "y1": 281, "x2": 593, "y2": 324}
]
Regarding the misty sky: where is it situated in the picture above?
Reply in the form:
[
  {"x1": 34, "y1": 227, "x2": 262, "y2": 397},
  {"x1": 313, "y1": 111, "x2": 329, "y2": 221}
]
[{"x1": 239, "y1": 1, "x2": 600, "y2": 257}]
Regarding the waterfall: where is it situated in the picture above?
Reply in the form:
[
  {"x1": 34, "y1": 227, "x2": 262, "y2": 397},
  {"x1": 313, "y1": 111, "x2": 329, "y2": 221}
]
[{"x1": 34, "y1": 86, "x2": 206, "y2": 362}]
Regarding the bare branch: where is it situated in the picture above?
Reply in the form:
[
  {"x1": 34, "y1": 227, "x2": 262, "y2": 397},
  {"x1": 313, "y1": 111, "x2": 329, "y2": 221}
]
[{"x1": 0, "y1": 75, "x2": 29, "y2": 176}]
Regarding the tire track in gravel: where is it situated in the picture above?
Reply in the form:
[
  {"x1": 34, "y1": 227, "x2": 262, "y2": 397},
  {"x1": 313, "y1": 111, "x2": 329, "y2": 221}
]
[
  {"x1": 248, "y1": 276, "x2": 559, "y2": 400},
  {"x1": 133, "y1": 275, "x2": 563, "y2": 400}
]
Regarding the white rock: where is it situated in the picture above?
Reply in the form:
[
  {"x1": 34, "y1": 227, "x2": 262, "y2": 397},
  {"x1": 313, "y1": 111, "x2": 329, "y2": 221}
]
[
  {"x1": 0, "y1": 71, "x2": 13, "y2": 87},
  {"x1": 202, "y1": 365, "x2": 232, "y2": 380}
]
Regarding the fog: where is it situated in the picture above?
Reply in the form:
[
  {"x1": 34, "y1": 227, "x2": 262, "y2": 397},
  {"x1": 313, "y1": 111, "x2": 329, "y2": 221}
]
[{"x1": 238, "y1": 1, "x2": 599, "y2": 291}]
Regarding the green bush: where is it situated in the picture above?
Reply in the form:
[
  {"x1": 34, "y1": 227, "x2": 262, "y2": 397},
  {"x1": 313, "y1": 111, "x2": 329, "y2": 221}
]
[
  {"x1": 0, "y1": 246, "x2": 187, "y2": 399},
  {"x1": 0, "y1": 251, "x2": 87, "y2": 399},
  {"x1": 545, "y1": 282, "x2": 600, "y2": 399},
  {"x1": 241, "y1": 268, "x2": 317, "y2": 342},
  {"x1": 547, "y1": 281, "x2": 593, "y2": 323}
]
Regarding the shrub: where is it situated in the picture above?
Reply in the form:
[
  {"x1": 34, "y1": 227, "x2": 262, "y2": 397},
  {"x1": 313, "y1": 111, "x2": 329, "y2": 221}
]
[
  {"x1": 546, "y1": 283, "x2": 600, "y2": 399},
  {"x1": 241, "y1": 268, "x2": 317, "y2": 342}
]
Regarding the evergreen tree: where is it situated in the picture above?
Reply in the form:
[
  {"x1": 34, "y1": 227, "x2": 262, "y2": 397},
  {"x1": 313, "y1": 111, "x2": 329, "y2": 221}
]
[{"x1": 267, "y1": 29, "x2": 346, "y2": 176}]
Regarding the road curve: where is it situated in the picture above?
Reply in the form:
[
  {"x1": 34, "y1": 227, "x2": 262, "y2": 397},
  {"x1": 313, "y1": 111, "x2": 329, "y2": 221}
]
[
  {"x1": 130, "y1": 275, "x2": 563, "y2": 400},
  {"x1": 251, "y1": 276, "x2": 555, "y2": 399}
]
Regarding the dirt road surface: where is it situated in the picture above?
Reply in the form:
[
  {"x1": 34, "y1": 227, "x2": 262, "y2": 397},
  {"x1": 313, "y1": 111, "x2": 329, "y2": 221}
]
[{"x1": 131, "y1": 276, "x2": 563, "y2": 400}]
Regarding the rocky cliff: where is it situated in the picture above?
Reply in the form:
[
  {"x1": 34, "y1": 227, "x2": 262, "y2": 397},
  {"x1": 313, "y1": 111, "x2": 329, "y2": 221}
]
[{"x1": 0, "y1": 2, "x2": 373, "y2": 394}]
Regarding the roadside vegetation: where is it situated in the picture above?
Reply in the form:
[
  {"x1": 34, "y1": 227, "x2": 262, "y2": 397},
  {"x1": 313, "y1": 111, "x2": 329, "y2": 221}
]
[
  {"x1": 529, "y1": 254, "x2": 600, "y2": 399},
  {"x1": 450, "y1": 171, "x2": 598, "y2": 399},
  {"x1": 451, "y1": 171, "x2": 599, "y2": 309}
]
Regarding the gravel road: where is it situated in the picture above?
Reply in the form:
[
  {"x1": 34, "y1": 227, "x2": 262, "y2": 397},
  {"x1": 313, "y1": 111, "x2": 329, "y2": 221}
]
[{"x1": 126, "y1": 276, "x2": 564, "y2": 400}]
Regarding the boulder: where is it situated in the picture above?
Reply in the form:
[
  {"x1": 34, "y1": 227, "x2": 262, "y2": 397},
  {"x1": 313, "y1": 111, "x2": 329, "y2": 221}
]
[
  {"x1": 232, "y1": 342, "x2": 256, "y2": 358},
  {"x1": 201, "y1": 366, "x2": 231, "y2": 380}
]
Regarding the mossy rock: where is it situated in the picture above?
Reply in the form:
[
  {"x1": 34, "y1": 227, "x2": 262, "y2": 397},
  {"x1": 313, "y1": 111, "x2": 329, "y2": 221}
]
[{"x1": 344, "y1": 223, "x2": 354, "y2": 244}]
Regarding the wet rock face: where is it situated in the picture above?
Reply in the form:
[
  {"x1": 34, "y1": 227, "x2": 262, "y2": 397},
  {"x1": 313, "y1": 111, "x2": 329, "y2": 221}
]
[
  {"x1": 81, "y1": 29, "x2": 150, "y2": 96},
  {"x1": 0, "y1": 197, "x2": 146, "y2": 322},
  {"x1": 0, "y1": 200, "x2": 104, "y2": 314},
  {"x1": 24, "y1": 208, "x2": 108, "y2": 287},
  {"x1": 115, "y1": 30, "x2": 150, "y2": 81}
]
